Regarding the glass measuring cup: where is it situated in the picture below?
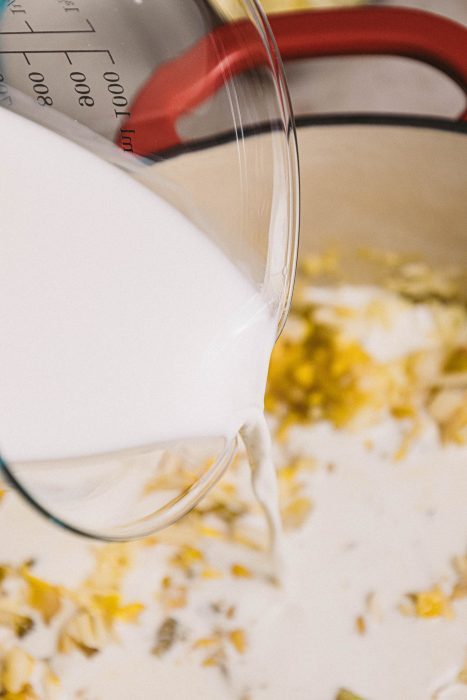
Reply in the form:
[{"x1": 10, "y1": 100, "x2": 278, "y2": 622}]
[{"x1": 0, "y1": 0, "x2": 299, "y2": 539}]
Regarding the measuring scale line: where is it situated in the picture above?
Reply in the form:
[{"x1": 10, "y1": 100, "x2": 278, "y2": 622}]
[
  {"x1": 0, "y1": 17, "x2": 95, "y2": 34},
  {"x1": 0, "y1": 49, "x2": 116, "y2": 65}
]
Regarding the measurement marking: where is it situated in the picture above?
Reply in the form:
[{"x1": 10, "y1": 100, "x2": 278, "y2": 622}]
[
  {"x1": 120, "y1": 128, "x2": 135, "y2": 152},
  {"x1": 0, "y1": 18, "x2": 95, "y2": 35},
  {"x1": 0, "y1": 50, "x2": 115, "y2": 65},
  {"x1": 8, "y1": 1, "x2": 26, "y2": 14}
]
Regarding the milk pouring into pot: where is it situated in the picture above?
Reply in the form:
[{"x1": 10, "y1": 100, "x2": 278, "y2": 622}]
[
  {"x1": 0, "y1": 0, "x2": 298, "y2": 554},
  {"x1": 0, "y1": 108, "x2": 284, "y2": 553}
]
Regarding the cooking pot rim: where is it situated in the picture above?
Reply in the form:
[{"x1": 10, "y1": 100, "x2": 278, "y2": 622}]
[
  {"x1": 152, "y1": 113, "x2": 467, "y2": 162},
  {"x1": 295, "y1": 113, "x2": 467, "y2": 135}
]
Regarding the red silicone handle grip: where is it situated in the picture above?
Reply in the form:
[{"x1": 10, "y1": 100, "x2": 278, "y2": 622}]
[
  {"x1": 271, "y1": 7, "x2": 467, "y2": 113},
  {"x1": 120, "y1": 6, "x2": 467, "y2": 155}
]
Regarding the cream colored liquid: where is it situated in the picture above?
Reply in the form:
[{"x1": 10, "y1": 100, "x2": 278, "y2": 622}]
[{"x1": 0, "y1": 109, "x2": 282, "y2": 540}]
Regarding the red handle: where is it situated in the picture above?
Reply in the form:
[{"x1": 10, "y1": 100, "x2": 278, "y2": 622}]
[
  {"x1": 272, "y1": 7, "x2": 467, "y2": 115},
  {"x1": 120, "y1": 6, "x2": 467, "y2": 156}
]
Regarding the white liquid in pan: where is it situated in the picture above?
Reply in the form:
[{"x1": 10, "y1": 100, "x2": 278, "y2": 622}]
[{"x1": 0, "y1": 109, "x2": 281, "y2": 546}]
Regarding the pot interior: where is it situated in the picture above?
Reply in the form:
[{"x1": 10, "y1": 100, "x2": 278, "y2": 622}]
[{"x1": 141, "y1": 122, "x2": 467, "y2": 292}]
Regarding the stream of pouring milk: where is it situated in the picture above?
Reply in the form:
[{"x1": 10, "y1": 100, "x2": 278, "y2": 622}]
[{"x1": 0, "y1": 108, "x2": 282, "y2": 549}]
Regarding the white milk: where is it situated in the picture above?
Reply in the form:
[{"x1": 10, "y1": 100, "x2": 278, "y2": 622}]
[{"x1": 0, "y1": 109, "x2": 281, "y2": 541}]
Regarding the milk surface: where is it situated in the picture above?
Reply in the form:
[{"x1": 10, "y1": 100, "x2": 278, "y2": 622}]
[
  {"x1": 1, "y1": 282, "x2": 467, "y2": 700},
  {"x1": 0, "y1": 110, "x2": 277, "y2": 464}
]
